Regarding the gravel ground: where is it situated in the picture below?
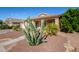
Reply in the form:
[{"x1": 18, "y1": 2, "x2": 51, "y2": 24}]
[
  {"x1": 1, "y1": 31, "x2": 79, "y2": 52},
  {"x1": 8, "y1": 35, "x2": 67, "y2": 52},
  {"x1": 0, "y1": 29, "x2": 13, "y2": 34},
  {"x1": 0, "y1": 30, "x2": 23, "y2": 39},
  {"x1": 58, "y1": 32, "x2": 79, "y2": 52}
]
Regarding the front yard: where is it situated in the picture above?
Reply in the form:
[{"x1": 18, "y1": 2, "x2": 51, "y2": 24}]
[
  {"x1": 0, "y1": 30, "x2": 79, "y2": 52},
  {"x1": 8, "y1": 35, "x2": 66, "y2": 52},
  {"x1": 0, "y1": 31, "x2": 78, "y2": 52}
]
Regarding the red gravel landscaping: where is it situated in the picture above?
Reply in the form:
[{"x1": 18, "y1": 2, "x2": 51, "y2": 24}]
[
  {"x1": 1, "y1": 31, "x2": 79, "y2": 52},
  {"x1": 9, "y1": 35, "x2": 67, "y2": 52},
  {"x1": 0, "y1": 31, "x2": 23, "y2": 39}
]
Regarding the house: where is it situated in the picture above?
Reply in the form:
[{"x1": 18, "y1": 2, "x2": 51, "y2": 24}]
[
  {"x1": 5, "y1": 18, "x2": 24, "y2": 26},
  {"x1": 31, "y1": 13, "x2": 60, "y2": 30},
  {"x1": 5, "y1": 13, "x2": 60, "y2": 31}
]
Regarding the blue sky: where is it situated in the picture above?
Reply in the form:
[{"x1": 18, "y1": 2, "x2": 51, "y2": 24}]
[{"x1": 0, "y1": 7, "x2": 74, "y2": 20}]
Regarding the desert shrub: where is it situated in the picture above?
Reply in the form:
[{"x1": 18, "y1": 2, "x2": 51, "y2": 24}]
[
  {"x1": 0, "y1": 20, "x2": 12, "y2": 30},
  {"x1": 21, "y1": 19, "x2": 46, "y2": 46},
  {"x1": 0, "y1": 24, "x2": 10, "y2": 30},
  {"x1": 46, "y1": 23, "x2": 58, "y2": 35},
  {"x1": 12, "y1": 25, "x2": 20, "y2": 31}
]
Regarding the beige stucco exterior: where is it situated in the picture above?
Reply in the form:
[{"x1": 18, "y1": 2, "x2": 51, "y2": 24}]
[
  {"x1": 31, "y1": 13, "x2": 60, "y2": 31},
  {"x1": 55, "y1": 17, "x2": 60, "y2": 31}
]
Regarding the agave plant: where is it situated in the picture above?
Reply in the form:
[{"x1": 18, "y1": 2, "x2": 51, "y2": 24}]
[
  {"x1": 46, "y1": 23, "x2": 58, "y2": 35},
  {"x1": 21, "y1": 19, "x2": 46, "y2": 46}
]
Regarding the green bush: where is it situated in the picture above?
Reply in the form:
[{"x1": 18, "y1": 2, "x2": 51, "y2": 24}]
[
  {"x1": 46, "y1": 23, "x2": 58, "y2": 35},
  {"x1": 0, "y1": 24, "x2": 10, "y2": 30},
  {"x1": 60, "y1": 17, "x2": 73, "y2": 33},
  {"x1": 12, "y1": 25, "x2": 20, "y2": 31},
  {"x1": 0, "y1": 20, "x2": 3, "y2": 25},
  {"x1": 0, "y1": 20, "x2": 12, "y2": 30},
  {"x1": 60, "y1": 8, "x2": 79, "y2": 33}
]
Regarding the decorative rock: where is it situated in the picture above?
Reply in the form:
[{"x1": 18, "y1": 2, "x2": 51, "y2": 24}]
[{"x1": 64, "y1": 43, "x2": 76, "y2": 52}]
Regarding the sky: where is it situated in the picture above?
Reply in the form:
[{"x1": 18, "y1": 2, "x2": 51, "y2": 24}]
[{"x1": 0, "y1": 7, "x2": 73, "y2": 20}]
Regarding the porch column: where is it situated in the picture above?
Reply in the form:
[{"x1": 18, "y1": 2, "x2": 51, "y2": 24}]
[{"x1": 55, "y1": 17, "x2": 60, "y2": 31}]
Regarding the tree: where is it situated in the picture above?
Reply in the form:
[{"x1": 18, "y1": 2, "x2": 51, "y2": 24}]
[
  {"x1": 60, "y1": 8, "x2": 79, "y2": 32},
  {"x1": 0, "y1": 20, "x2": 3, "y2": 24},
  {"x1": 0, "y1": 20, "x2": 10, "y2": 30}
]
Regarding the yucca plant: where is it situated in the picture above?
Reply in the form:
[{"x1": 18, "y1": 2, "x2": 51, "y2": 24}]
[{"x1": 21, "y1": 19, "x2": 46, "y2": 46}]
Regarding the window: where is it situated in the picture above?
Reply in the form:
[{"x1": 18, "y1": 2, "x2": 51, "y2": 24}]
[{"x1": 47, "y1": 19, "x2": 55, "y2": 24}]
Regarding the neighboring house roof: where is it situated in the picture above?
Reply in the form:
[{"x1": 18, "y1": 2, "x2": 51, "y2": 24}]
[{"x1": 5, "y1": 18, "x2": 24, "y2": 24}]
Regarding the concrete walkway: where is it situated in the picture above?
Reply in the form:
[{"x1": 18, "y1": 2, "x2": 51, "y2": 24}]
[
  {"x1": 0, "y1": 29, "x2": 13, "y2": 34},
  {"x1": 0, "y1": 35, "x2": 25, "y2": 52},
  {"x1": 0, "y1": 45, "x2": 6, "y2": 52}
]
